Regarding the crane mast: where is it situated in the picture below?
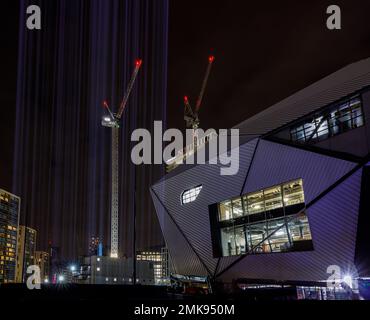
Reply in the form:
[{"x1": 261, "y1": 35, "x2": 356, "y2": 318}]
[{"x1": 101, "y1": 59, "x2": 142, "y2": 258}]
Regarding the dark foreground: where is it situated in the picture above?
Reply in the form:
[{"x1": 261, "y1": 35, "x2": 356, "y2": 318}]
[
  {"x1": 0, "y1": 284, "x2": 368, "y2": 318},
  {"x1": 0, "y1": 283, "x2": 299, "y2": 302}
]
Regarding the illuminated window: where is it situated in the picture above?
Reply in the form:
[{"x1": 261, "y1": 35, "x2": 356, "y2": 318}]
[
  {"x1": 290, "y1": 96, "x2": 364, "y2": 143},
  {"x1": 214, "y1": 179, "x2": 311, "y2": 257},
  {"x1": 283, "y1": 179, "x2": 305, "y2": 206},
  {"x1": 264, "y1": 186, "x2": 283, "y2": 211},
  {"x1": 181, "y1": 185, "x2": 202, "y2": 204},
  {"x1": 218, "y1": 179, "x2": 304, "y2": 222},
  {"x1": 247, "y1": 191, "x2": 265, "y2": 215},
  {"x1": 219, "y1": 200, "x2": 232, "y2": 221}
]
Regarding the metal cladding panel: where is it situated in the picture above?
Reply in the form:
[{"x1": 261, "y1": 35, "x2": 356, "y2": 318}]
[
  {"x1": 243, "y1": 140, "x2": 357, "y2": 203},
  {"x1": 152, "y1": 139, "x2": 258, "y2": 275},
  {"x1": 150, "y1": 188, "x2": 208, "y2": 276},
  {"x1": 219, "y1": 169, "x2": 362, "y2": 282},
  {"x1": 235, "y1": 58, "x2": 370, "y2": 136}
]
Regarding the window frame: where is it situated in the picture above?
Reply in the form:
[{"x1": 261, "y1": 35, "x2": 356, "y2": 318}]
[
  {"x1": 181, "y1": 185, "x2": 203, "y2": 205},
  {"x1": 290, "y1": 95, "x2": 364, "y2": 143}
]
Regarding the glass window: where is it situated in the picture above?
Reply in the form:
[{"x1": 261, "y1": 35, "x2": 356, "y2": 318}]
[
  {"x1": 288, "y1": 213, "x2": 312, "y2": 242},
  {"x1": 283, "y1": 179, "x2": 304, "y2": 206},
  {"x1": 181, "y1": 185, "x2": 202, "y2": 204},
  {"x1": 247, "y1": 191, "x2": 264, "y2": 215},
  {"x1": 290, "y1": 96, "x2": 364, "y2": 143},
  {"x1": 232, "y1": 197, "x2": 244, "y2": 219},
  {"x1": 315, "y1": 116, "x2": 329, "y2": 140},
  {"x1": 219, "y1": 197, "x2": 245, "y2": 221},
  {"x1": 267, "y1": 219, "x2": 291, "y2": 252},
  {"x1": 291, "y1": 125, "x2": 305, "y2": 142},
  {"x1": 216, "y1": 179, "x2": 310, "y2": 257},
  {"x1": 234, "y1": 226, "x2": 246, "y2": 255},
  {"x1": 220, "y1": 227, "x2": 236, "y2": 256},
  {"x1": 263, "y1": 186, "x2": 282, "y2": 211},
  {"x1": 303, "y1": 121, "x2": 316, "y2": 140},
  {"x1": 336, "y1": 103, "x2": 352, "y2": 132},
  {"x1": 219, "y1": 200, "x2": 232, "y2": 221},
  {"x1": 248, "y1": 221, "x2": 268, "y2": 253},
  {"x1": 350, "y1": 98, "x2": 364, "y2": 128}
]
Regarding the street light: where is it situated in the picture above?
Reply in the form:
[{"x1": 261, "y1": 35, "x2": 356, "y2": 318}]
[{"x1": 343, "y1": 274, "x2": 353, "y2": 288}]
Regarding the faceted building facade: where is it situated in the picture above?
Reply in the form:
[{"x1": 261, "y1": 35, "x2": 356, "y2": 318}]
[{"x1": 151, "y1": 58, "x2": 370, "y2": 291}]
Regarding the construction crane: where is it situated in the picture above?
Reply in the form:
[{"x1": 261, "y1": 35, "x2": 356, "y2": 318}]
[
  {"x1": 183, "y1": 55, "x2": 215, "y2": 147},
  {"x1": 101, "y1": 59, "x2": 142, "y2": 258}
]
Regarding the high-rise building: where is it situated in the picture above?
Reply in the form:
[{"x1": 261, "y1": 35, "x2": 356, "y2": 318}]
[
  {"x1": 137, "y1": 246, "x2": 171, "y2": 285},
  {"x1": 35, "y1": 251, "x2": 50, "y2": 282},
  {"x1": 0, "y1": 189, "x2": 20, "y2": 284},
  {"x1": 16, "y1": 225, "x2": 37, "y2": 283}
]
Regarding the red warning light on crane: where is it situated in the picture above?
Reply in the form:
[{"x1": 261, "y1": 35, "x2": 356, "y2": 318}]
[
  {"x1": 208, "y1": 55, "x2": 215, "y2": 62},
  {"x1": 135, "y1": 59, "x2": 143, "y2": 67}
]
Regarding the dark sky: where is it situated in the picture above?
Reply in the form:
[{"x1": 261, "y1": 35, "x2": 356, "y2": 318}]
[
  {"x1": 168, "y1": 0, "x2": 370, "y2": 132},
  {"x1": 2, "y1": 1, "x2": 370, "y2": 189},
  {"x1": 1, "y1": 0, "x2": 370, "y2": 256},
  {"x1": 0, "y1": 1, "x2": 18, "y2": 191}
]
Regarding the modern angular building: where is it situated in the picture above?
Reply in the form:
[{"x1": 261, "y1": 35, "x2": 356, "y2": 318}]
[
  {"x1": 0, "y1": 189, "x2": 20, "y2": 284},
  {"x1": 151, "y1": 58, "x2": 370, "y2": 296}
]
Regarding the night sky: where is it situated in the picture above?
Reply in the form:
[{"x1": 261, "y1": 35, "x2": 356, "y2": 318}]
[{"x1": 1, "y1": 0, "x2": 370, "y2": 259}]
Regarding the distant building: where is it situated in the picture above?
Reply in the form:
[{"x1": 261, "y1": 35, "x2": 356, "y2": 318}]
[
  {"x1": 137, "y1": 246, "x2": 171, "y2": 285},
  {"x1": 35, "y1": 251, "x2": 50, "y2": 282},
  {"x1": 0, "y1": 189, "x2": 20, "y2": 284},
  {"x1": 16, "y1": 226, "x2": 37, "y2": 283},
  {"x1": 82, "y1": 256, "x2": 154, "y2": 285},
  {"x1": 48, "y1": 245, "x2": 60, "y2": 283},
  {"x1": 89, "y1": 236, "x2": 103, "y2": 256}
]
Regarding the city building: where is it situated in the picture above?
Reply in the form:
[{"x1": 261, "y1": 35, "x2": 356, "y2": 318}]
[
  {"x1": 137, "y1": 246, "x2": 171, "y2": 285},
  {"x1": 0, "y1": 189, "x2": 20, "y2": 284},
  {"x1": 16, "y1": 226, "x2": 37, "y2": 283},
  {"x1": 151, "y1": 58, "x2": 370, "y2": 299},
  {"x1": 48, "y1": 245, "x2": 60, "y2": 284},
  {"x1": 35, "y1": 251, "x2": 50, "y2": 282},
  {"x1": 88, "y1": 236, "x2": 103, "y2": 256},
  {"x1": 81, "y1": 256, "x2": 154, "y2": 285}
]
